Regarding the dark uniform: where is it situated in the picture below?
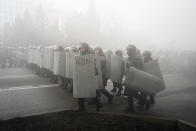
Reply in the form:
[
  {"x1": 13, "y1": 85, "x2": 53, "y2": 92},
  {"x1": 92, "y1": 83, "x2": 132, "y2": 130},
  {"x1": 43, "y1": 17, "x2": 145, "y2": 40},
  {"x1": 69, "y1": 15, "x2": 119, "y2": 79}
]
[
  {"x1": 93, "y1": 47, "x2": 113, "y2": 104},
  {"x1": 142, "y1": 50, "x2": 155, "y2": 104},
  {"x1": 104, "y1": 50, "x2": 113, "y2": 80},
  {"x1": 123, "y1": 45, "x2": 146, "y2": 112}
]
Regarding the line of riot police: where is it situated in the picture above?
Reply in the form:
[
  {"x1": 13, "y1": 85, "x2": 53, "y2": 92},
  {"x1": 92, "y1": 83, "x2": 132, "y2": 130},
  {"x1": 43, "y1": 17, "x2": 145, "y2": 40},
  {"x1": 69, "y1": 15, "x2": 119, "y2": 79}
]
[
  {"x1": 16, "y1": 43, "x2": 166, "y2": 112},
  {"x1": 0, "y1": 46, "x2": 27, "y2": 68}
]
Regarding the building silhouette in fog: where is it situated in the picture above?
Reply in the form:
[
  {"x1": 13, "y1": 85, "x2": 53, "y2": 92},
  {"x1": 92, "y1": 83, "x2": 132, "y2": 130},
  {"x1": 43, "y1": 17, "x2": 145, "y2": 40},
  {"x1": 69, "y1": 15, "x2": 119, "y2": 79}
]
[
  {"x1": 0, "y1": 0, "x2": 30, "y2": 27},
  {"x1": 0, "y1": 0, "x2": 52, "y2": 27},
  {"x1": 0, "y1": 0, "x2": 52, "y2": 44},
  {"x1": 65, "y1": 0, "x2": 101, "y2": 45}
]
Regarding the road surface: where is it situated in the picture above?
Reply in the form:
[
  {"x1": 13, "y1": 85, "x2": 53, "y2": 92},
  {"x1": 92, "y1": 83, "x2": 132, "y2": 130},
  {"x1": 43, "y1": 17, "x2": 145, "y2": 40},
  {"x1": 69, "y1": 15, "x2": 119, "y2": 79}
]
[{"x1": 0, "y1": 68, "x2": 196, "y2": 124}]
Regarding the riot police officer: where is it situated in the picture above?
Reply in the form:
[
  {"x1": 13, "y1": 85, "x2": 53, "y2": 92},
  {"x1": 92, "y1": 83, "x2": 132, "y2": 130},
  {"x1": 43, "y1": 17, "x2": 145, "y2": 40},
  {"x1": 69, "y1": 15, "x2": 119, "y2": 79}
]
[
  {"x1": 142, "y1": 50, "x2": 155, "y2": 104},
  {"x1": 66, "y1": 46, "x2": 79, "y2": 93},
  {"x1": 53, "y1": 46, "x2": 65, "y2": 85},
  {"x1": 93, "y1": 47, "x2": 114, "y2": 104},
  {"x1": 111, "y1": 49, "x2": 125, "y2": 96},
  {"x1": 76, "y1": 43, "x2": 102, "y2": 112},
  {"x1": 123, "y1": 44, "x2": 146, "y2": 112}
]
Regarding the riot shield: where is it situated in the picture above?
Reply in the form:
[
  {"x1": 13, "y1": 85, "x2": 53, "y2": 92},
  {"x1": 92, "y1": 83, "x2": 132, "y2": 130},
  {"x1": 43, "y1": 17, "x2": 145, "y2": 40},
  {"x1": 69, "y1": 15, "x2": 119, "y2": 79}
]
[
  {"x1": 143, "y1": 59, "x2": 166, "y2": 89},
  {"x1": 110, "y1": 55, "x2": 122, "y2": 83},
  {"x1": 58, "y1": 52, "x2": 66, "y2": 77},
  {"x1": 66, "y1": 53, "x2": 74, "y2": 78},
  {"x1": 124, "y1": 67, "x2": 164, "y2": 94},
  {"x1": 40, "y1": 50, "x2": 44, "y2": 68},
  {"x1": 94, "y1": 56, "x2": 104, "y2": 90},
  {"x1": 73, "y1": 55, "x2": 96, "y2": 98},
  {"x1": 144, "y1": 60, "x2": 163, "y2": 79},
  {"x1": 48, "y1": 49, "x2": 54, "y2": 72},
  {"x1": 43, "y1": 49, "x2": 48, "y2": 69},
  {"x1": 53, "y1": 51, "x2": 61, "y2": 75},
  {"x1": 36, "y1": 49, "x2": 42, "y2": 68},
  {"x1": 33, "y1": 49, "x2": 37, "y2": 65},
  {"x1": 45, "y1": 50, "x2": 50, "y2": 70}
]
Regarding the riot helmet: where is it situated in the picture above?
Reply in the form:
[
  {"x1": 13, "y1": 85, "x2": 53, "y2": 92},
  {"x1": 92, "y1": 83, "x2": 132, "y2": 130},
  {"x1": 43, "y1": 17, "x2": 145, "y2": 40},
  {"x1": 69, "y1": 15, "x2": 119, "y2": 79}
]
[
  {"x1": 56, "y1": 46, "x2": 65, "y2": 52},
  {"x1": 126, "y1": 44, "x2": 136, "y2": 57},
  {"x1": 71, "y1": 47, "x2": 79, "y2": 54},
  {"x1": 79, "y1": 42, "x2": 89, "y2": 55},
  {"x1": 115, "y1": 50, "x2": 123, "y2": 58},
  {"x1": 94, "y1": 46, "x2": 104, "y2": 56},
  {"x1": 142, "y1": 50, "x2": 152, "y2": 62}
]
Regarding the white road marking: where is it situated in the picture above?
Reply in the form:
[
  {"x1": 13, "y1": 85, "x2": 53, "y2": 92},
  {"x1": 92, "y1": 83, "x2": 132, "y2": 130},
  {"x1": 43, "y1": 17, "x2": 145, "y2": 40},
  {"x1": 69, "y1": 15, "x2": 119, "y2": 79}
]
[
  {"x1": 0, "y1": 84, "x2": 59, "y2": 92},
  {"x1": 0, "y1": 75, "x2": 37, "y2": 79}
]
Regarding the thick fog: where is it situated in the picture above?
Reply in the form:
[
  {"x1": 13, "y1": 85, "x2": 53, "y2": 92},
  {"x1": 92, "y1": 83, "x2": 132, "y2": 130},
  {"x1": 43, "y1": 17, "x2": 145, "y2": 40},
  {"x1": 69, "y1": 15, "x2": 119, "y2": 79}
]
[
  {"x1": 1, "y1": 0, "x2": 196, "y2": 51},
  {"x1": 51, "y1": 0, "x2": 196, "y2": 51},
  {"x1": 1, "y1": 1, "x2": 196, "y2": 127}
]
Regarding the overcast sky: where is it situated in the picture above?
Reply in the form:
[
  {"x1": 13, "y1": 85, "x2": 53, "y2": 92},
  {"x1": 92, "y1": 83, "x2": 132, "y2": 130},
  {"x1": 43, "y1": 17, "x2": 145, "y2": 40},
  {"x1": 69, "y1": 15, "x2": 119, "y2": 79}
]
[
  {"x1": 8, "y1": 0, "x2": 191, "y2": 51},
  {"x1": 48, "y1": 0, "x2": 196, "y2": 50}
]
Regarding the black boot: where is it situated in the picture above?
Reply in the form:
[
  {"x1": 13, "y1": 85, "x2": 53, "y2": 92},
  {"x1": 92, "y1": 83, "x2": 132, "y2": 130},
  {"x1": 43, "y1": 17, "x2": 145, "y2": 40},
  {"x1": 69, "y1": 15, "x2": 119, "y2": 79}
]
[
  {"x1": 100, "y1": 89, "x2": 113, "y2": 104},
  {"x1": 88, "y1": 98, "x2": 97, "y2": 105},
  {"x1": 150, "y1": 95, "x2": 155, "y2": 104},
  {"x1": 117, "y1": 88, "x2": 122, "y2": 96},
  {"x1": 145, "y1": 102, "x2": 150, "y2": 111},
  {"x1": 76, "y1": 98, "x2": 85, "y2": 112},
  {"x1": 59, "y1": 76, "x2": 64, "y2": 87},
  {"x1": 111, "y1": 87, "x2": 117, "y2": 93},
  {"x1": 108, "y1": 95, "x2": 114, "y2": 104},
  {"x1": 40, "y1": 68, "x2": 45, "y2": 77},
  {"x1": 95, "y1": 98, "x2": 103, "y2": 112},
  {"x1": 123, "y1": 96, "x2": 134, "y2": 112},
  {"x1": 63, "y1": 78, "x2": 69, "y2": 89},
  {"x1": 117, "y1": 85, "x2": 123, "y2": 96},
  {"x1": 52, "y1": 75, "x2": 58, "y2": 84},
  {"x1": 139, "y1": 94, "x2": 150, "y2": 111}
]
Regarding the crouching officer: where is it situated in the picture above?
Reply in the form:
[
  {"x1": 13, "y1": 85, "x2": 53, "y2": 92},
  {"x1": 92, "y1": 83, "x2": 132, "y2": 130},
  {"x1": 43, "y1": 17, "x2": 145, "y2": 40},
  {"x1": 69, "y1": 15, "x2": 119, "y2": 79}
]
[
  {"x1": 123, "y1": 44, "x2": 146, "y2": 112},
  {"x1": 142, "y1": 50, "x2": 155, "y2": 104}
]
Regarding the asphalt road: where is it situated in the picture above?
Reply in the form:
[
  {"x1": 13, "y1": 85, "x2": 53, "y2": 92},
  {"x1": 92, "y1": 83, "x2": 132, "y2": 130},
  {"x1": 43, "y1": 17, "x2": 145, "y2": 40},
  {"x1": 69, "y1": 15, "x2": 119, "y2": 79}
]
[
  {"x1": 0, "y1": 68, "x2": 196, "y2": 124},
  {"x1": 0, "y1": 68, "x2": 77, "y2": 120}
]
